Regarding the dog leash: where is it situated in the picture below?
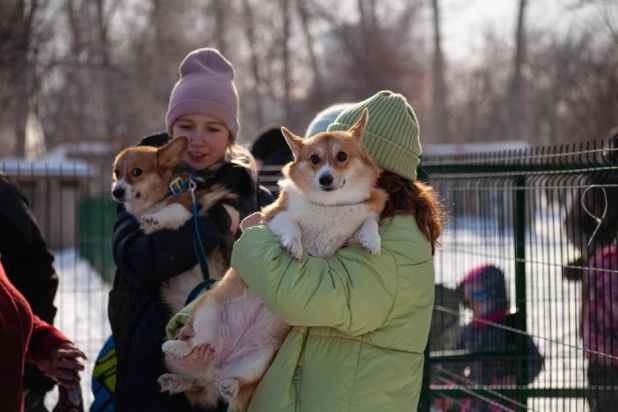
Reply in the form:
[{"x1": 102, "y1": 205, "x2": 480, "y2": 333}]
[{"x1": 167, "y1": 175, "x2": 217, "y2": 306}]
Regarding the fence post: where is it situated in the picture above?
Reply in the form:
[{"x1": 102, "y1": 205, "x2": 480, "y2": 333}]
[
  {"x1": 418, "y1": 340, "x2": 431, "y2": 411},
  {"x1": 417, "y1": 166, "x2": 431, "y2": 412},
  {"x1": 514, "y1": 176, "x2": 528, "y2": 407}
]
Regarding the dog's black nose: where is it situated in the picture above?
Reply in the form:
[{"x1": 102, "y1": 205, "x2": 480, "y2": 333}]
[
  {"x1": 319, "y1": 174, "x2": 333, "y2": 187},
  {"x1": 112, "y1": 187, "x2": 125, "y2": 200}
]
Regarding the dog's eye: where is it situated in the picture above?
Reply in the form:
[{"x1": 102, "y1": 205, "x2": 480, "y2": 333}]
[
  {"x1": 310, "y1": 155, "x2": 320, "y2": 164},
  {"x1": 131, "y1": 168, "x2": 143, "y2": 177},
  {"x1": 114, "y1": 169, "x2": 119, "y2": 178},
  {"x1": 337, "y1": 152, "x2": 347, "y2": 162}
]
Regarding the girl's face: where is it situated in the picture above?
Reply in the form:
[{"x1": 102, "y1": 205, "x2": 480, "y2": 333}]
[{"x1": 171, "y1": 114, "x2": 230, "y2": 170}]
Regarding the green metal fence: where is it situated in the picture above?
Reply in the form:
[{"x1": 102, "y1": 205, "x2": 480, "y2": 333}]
[
  {"x1": 421, "y1": 139, "x2": 618, "y2": 411},
  {"x1": 78, "y1": 197, "x2": 117, "y2": 283}
]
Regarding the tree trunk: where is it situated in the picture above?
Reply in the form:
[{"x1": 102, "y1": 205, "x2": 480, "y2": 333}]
[
  {"x1": 431, "y1": 0, "x2": 448, "y2": 143},
  {"x1": 11, "y1": 0, "x2": 39, "y2": 157},
  {"x1": 213, "y1": 0, "x2": 227, "y2": 55},
  {"x1": 65, "y1": 0, "x2": 84, "y2": 142},
  {"x1": 240, "y1": 0, "x2": 263, "y2": 126},
  {"x1": 509, "y1": 0, "x2": 527, "y2": 140},
  {"x1": 281, "y1": 0, "x2": 291, "y2": 119},
  {"x1": 356, "y1": 0, "x2": 379, "y2": 93},
  {"x1": 14, "y1": 75, "x2": 28, "y2": 157},
  {"x1": 66, "y1": 0, "x2": 81, "y2": 55},
  {"x1": 95, "y1": 0, "x2": 109, "y2": 64},
  {"x1": 296, "y1": 0, "x2": 323, "y2": 101},
  {"x1": 96, "y1": 0, "x2": 117, "y2": 147}
]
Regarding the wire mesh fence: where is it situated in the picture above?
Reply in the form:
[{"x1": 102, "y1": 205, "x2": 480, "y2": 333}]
[
  {"x1": 1, "y1": 138, "x2": 617, "y2": 410},
  {"x1": 423, "y1": 139, "x2": 618, "y2": 411}
]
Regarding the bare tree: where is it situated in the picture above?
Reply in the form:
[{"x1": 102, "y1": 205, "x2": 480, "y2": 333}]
[
  {"x1": 281, "y1": 0, "x2": 292, "y2": 119},
  {"x1": 241, "y1": 0, "x2": 263, "y2": 125},
  {"x1": 296, "y1": 0, "x2": 323, "y2": 102},
  {"x1": 0, "y1": 0, "x2": 45, "y2": 156},
  {"x1": 213, "y1": 0, "x2": 228, "y2": 55},
  {"x1": 508, "y1": 0, "x2": 528, "y2": 140},
  {"x1": 2, "y1": 0, "x2": 615, "y2": 160},
  {"x1": 431, "y1": 0, "x2": 448, "y2": 143},
  {"x1": 95, "y1": 0, "x2": 122, "y2": 147}
]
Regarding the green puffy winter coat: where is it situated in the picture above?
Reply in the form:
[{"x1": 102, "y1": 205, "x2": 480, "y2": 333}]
[{"x1": 231, "y1": 214, "x2": 435, "y2": 412}]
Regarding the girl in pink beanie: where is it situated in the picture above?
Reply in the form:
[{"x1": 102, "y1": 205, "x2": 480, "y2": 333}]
[
  {"x1": 166, "y1": 48, "x2": 251, "y2": 171},
  {"x1": 108, "y1": 48, "x2": 273, "y2": 412}
]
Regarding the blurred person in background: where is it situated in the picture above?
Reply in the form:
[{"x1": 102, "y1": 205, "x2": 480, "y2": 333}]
[
  {"x1": 250, "y1": 125, "x2": 293, "y2": 198},
  {"x1": 250, "y1": 125, "x2": 293, "y2": 172},
  {"x1": 0, "y1": 173, "x2": 62, "y2": 412},
  {"x1": 303, "y1": 102, "x2": 354, "y2": 139},
  {"x1": 563, "y1": 127, "x2": 618, "y2": 412}
]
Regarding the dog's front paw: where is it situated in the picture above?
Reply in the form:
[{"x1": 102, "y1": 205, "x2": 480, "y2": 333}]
[
  {"x1": 140, "y1": 214, "x2": 160, "y2": 234},
  {"x1": 158, "y1": 374, "x2": 188, "y2": 394},
  {"x1": 359, "y1": 231, "x2": 381, "y2": 256},
  {"x1": 220, "y1": 378, "x2": 239, "y2": 400},
  {"x1": 281, "y1": 235, "x2": 303, "y2": 260},
  {"x1": 162, "y1": 340, "x2": 192, "y2": 358}
]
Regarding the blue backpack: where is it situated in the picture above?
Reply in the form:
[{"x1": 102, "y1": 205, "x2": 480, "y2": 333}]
[{"x1": 90, "y1": 336, "x2": 116, "y2": 412}]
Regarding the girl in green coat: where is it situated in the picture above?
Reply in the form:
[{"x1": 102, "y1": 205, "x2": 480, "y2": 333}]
[{"x1": 170, "y1": 91, "x2": 443, "y2": 411}]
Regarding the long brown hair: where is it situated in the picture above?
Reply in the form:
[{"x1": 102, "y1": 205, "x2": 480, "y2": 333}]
[{"x1": 377, "y1": 170, "x2": 443, "y2": 255}]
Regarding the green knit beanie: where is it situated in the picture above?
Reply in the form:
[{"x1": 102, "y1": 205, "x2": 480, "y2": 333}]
[{"x1": 327, "y1": 90, "x2": 421, "y2": 181}]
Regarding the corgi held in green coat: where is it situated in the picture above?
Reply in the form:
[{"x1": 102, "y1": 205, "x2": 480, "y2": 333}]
[{"x1": 159, "y1": 108, "x2": 387, "y2": 411}]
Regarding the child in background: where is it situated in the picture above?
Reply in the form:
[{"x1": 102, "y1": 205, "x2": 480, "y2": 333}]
[{"x1": 441, "y1": 265, "x2": 544, "y2": 412}]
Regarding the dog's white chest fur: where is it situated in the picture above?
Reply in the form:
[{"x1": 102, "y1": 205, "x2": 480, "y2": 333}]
[{"x1": 267, "y1": 179, "x2": 381, "y2": 259}]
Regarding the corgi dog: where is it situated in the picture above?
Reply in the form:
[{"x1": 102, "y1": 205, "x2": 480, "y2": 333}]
[
  {"x1": 111, "y1": 136, "x2": 236, "y2": 314},
  {"x1": 159, "y1": 108, "x2": 388, "y2": 411}
]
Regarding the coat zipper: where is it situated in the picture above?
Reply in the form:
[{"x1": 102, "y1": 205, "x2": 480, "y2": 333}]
[
  {"x1": 294, "y1": 366, "x2": 302, "y2": 412},
  {"x1": 294, "y1": 327, "x2": 310, "y2": 412}
]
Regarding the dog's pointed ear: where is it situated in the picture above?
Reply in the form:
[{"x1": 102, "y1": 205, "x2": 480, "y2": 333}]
[
  {"x1": 347, "y1": 108, "x2": 368, "y2": 140},
  {"x1": 281, "y1": 127, "x2": 303, "y2": 158},
  {"x1": 157, "y1": 136, "x2": 189, "y2": 169}
]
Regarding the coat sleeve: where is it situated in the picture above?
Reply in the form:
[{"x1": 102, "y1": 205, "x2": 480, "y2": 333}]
[
  {"x1": 231, "y1": 225, "x2": 398, "y2": 336},
  {"x1": 25, "y1": 315, "x2": 70, "y2": 364},
  {"x1": 112, "y1": 203, "x2": 230, "y2": 288}
]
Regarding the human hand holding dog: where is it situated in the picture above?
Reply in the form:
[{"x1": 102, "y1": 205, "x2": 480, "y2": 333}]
[
  {"x1": 37, "y1": 341, "x2": 87, "y2": 388},
  {"x1": 174, "y1": 325, "x2": 216, "y2": 373},
  {"x1": 240, "y1": 212, "x2": 262, "y2": 231}
]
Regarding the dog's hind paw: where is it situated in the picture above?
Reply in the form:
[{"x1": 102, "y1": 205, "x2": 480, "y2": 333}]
[
  {"x1": 162, "y1": 340, "x2": 192, "y2": 358},
  {"x1": 220, "y1": 378, "x2": 239, "y2": 400},
  {"x1": 140, "y1": 215, "x2": 160, "y2": 234},
  {"x1": 158, "y1": 374, "x2": 190, "y2": 394}
]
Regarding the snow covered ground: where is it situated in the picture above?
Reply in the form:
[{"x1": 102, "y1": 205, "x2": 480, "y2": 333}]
[{"x1": 44, "y1": 249, "x2": 111, "y2": 409}]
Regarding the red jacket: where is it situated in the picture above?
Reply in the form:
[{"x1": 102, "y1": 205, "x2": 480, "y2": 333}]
[{"x1": 0, "y1": 261, "x2": 69, "y2": 412}]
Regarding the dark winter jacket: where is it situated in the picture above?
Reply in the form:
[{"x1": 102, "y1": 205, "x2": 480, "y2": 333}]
[
  {"x1": 109, "y1": 133, "x2": 273, "y2": 411},
  {"x1": 0, "y1": 173, "x2": 59, "y2": 394}
]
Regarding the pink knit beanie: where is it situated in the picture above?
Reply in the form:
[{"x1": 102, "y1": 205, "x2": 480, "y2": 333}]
[{"x1": 166, "y1": 48, "x2": 240, "y2": 139}]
